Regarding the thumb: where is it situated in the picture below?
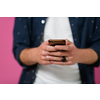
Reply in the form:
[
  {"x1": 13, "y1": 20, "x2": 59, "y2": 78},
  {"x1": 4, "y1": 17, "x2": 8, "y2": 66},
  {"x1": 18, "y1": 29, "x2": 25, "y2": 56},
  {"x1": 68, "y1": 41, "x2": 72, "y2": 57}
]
[{"x1": 65, "y1": 39, "x2": 72, "y2": 45}]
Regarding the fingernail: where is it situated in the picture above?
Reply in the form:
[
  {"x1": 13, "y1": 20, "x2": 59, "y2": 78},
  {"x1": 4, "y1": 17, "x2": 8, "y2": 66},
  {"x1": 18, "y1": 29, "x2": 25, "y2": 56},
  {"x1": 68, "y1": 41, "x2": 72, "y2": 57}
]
[
  {"x1": 47, "y1": 51, "x2": 49, "y2": 54},
  {"x1": 51, "y1": 61, "x2": 54, "y2": 64},
  {"x1": 46, "y1": 56, "x2": 50, "y2": 59},
  {"x1": 55, "y1": 46, "x2": 59, "y2": 48}
]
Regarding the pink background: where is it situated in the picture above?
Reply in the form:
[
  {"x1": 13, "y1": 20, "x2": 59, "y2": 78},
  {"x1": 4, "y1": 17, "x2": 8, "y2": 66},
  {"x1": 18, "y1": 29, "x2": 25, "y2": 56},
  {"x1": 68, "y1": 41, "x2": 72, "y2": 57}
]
[
  {"x1": 0, "y1": 17, "x2": 100, "y2": 84},
  {"x1": 0, "y1": 17, "x2": 22, "y2": 84}
]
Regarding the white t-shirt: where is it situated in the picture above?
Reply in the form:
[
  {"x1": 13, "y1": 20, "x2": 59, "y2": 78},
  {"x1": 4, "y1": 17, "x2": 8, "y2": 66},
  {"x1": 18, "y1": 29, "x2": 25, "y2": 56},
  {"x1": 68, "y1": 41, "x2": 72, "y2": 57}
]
[{"x1": 34, "y1": 17, "x2": 81, "y2": 84}]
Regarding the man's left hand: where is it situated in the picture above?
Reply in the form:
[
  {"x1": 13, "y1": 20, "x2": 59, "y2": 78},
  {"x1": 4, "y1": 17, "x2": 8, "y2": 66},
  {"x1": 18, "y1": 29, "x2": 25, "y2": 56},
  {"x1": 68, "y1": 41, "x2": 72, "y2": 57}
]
[{"x1": 47, "y1": 39, "x2": 81, "y2": 65}]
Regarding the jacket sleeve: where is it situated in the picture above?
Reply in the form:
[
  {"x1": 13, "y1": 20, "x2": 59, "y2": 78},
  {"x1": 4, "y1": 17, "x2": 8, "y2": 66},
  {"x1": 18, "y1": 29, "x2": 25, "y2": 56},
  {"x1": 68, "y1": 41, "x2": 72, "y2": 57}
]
[
  {"x1": 89, "y1": 17, "x2": 100, "y2": 67},
  {"x1": 13, "y1": 17, "x2": 31, "y2": 67}
]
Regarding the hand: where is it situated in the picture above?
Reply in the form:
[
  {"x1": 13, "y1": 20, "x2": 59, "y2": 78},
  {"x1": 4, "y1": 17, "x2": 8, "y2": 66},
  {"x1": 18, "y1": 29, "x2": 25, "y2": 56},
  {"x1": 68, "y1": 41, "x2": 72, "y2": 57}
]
[
  {"x1": 47, "y1": 39, "x2": 81, "y2": 65},
  {"x1": 36, "y1": 40, "x2": 58, "y2": 65}
]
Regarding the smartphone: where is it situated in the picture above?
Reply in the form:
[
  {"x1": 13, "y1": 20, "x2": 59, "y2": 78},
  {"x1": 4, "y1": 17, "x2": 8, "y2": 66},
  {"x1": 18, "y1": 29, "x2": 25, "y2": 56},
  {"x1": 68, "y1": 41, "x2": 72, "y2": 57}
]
[{"x1": 48, "y1": 39, "x2": 66, "y2": 46}]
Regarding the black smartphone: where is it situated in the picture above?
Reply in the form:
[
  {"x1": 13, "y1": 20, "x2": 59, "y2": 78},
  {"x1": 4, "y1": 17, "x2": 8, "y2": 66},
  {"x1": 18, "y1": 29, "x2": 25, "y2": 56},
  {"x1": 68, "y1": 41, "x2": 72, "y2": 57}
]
[{"x1": 48, "y1": 39, "x2": 66, "y2": 46}]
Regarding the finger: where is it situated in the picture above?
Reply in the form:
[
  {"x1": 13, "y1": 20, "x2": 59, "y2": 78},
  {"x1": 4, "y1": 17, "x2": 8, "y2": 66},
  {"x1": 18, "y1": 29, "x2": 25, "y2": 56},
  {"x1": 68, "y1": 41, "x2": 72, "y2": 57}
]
[
  {"x1": 65, "y1": 39, "x2": 72, "y2": 45},
  {"x1": 66, "y1": 57, "x2": 73, "y2": 61},
  {"x1": 43, "y1": 45, "x2": 57, "y2": 52},
  {"x1": 41, "y1": 51, "x2": 49, "y2": 56},
  {"x1": 44, "y1": 40, "x2": 49, "y2": 45},
  {"x1": 55, "y1": 45, "x2": 72, "y2": 51},
  {"x1": 52, "y1": 56, "x2": 73, "y2": 61},
  {"x1": 48, "y1": 51, "x2": 70, "y2": 57},
  {"x1": 46, "y1": 56, "x2": 62, "y2": 61},
  {"x1": 42, "y1": 60, "x2": 52, "y2": 65},
  {"x1": 52, "y1": 61, "x2": 72, "y2": 65},
  {"x1": 41, "y1": 56, "x2": 62, "y2": 61}
]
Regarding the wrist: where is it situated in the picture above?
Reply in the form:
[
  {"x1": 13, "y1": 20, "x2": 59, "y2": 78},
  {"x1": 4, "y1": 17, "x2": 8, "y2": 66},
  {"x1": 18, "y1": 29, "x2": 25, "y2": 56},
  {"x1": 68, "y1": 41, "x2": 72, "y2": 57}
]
[
  {"x1": 76, "y1": 48, "x2": 99, "y2": 64},
  {"x1": 31, "y1": 47, "x2": 38, "y2": 64},
  {"x1": 77, "y1": 49, "x2": 83, "y2": 63}
]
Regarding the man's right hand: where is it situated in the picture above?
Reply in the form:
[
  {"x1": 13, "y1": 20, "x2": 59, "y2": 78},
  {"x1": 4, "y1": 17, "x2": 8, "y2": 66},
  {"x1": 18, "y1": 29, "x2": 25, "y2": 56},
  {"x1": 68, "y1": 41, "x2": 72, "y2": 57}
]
[
  {"x1": 20, "y1": 40, "x2": 58, "y2": 66},
  {"x1": 36, "y1": 41, "x2": 57, "y2": 65}
]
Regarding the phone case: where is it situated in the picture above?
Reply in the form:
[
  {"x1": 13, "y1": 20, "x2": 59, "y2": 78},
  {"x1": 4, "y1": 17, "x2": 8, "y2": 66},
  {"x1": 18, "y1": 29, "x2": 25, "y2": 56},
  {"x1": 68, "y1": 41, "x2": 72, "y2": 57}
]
[{"x1": 48, "y1": 39, "x2": 66, "y2": 46}]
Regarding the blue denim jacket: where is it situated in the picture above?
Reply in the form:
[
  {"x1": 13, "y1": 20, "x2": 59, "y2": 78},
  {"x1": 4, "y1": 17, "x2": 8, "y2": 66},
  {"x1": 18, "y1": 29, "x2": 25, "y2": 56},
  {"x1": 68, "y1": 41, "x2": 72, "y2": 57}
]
[{"x1": 13, "y1": 17, "x2": 100, "y2": 84}]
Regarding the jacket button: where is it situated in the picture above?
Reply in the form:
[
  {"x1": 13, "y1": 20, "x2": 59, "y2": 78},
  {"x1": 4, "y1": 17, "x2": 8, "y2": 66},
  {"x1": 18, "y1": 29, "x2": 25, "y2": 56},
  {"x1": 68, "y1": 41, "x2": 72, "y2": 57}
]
[{"x1": 41, "y1": 20, "x2": 45, "y2": 24}]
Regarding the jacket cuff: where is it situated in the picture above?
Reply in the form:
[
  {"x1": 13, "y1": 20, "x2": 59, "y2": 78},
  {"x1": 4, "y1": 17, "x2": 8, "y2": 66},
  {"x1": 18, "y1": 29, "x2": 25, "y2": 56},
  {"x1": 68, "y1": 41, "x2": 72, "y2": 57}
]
[
  {"x1": 14, "y1": 45, "x2": 29, "y2": 67},
  {"x1": 89, "y1": 44, "x2": 100, "y2": 67}
]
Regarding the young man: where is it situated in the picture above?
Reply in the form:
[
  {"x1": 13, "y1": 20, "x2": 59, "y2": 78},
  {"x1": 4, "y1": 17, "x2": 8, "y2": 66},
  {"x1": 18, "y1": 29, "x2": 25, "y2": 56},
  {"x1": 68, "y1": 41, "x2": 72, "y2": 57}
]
[{"x1": 13, "y1": 17, "x2": 100, "y2": 84}]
